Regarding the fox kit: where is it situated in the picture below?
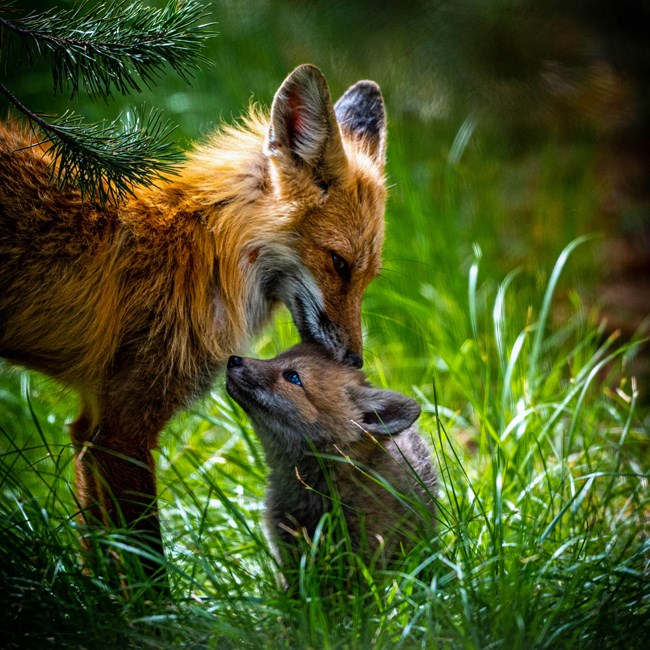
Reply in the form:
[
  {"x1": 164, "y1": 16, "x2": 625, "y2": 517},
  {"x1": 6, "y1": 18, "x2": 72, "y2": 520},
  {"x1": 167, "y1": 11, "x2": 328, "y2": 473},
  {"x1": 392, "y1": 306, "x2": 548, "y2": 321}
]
[
  {"x1": 225, "y1": 343, "x2": 437, "y2": 575},
  {"x1": 0, "y1": 65, "x2": 387, "y2": 576}
]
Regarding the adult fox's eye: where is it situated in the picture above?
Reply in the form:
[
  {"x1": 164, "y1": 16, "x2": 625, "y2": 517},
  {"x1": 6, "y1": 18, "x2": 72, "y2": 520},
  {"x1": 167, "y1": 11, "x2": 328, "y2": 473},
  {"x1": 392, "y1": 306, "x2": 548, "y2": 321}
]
[
  {"x1": 282, "y1": 369, "x2": 302, "y2": 386},
  {"x1": 331, "y1": 251, "x2": 351, "y2": 282}
]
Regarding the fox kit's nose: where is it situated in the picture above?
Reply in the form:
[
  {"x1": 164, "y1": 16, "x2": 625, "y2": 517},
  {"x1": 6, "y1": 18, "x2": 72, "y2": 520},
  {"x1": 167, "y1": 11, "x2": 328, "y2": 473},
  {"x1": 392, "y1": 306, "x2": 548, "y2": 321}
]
[{"x1": 227, "y1": 355, "x2": 244, "y2": 369}]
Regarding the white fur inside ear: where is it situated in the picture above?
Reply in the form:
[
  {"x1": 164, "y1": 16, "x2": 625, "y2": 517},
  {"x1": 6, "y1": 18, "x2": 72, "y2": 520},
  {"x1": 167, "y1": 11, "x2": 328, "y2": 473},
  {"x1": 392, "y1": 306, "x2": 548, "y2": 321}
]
[
  {"x1": 354, "y1": 386, "x2": 421, "y2": 437},
  {"x1": 268, "y1": 65, "x2": 332, "y2": 168}
]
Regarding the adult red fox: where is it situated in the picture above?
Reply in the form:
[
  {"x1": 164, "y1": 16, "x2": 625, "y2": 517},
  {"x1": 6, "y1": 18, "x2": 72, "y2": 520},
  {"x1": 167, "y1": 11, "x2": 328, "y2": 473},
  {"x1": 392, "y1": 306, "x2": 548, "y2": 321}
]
[
  {"x1": 225, "y1": 343, "x2": 437, "y2": 582},
  {"x1": 0, "y1": 65, "x2": 387, "y2": 577}
]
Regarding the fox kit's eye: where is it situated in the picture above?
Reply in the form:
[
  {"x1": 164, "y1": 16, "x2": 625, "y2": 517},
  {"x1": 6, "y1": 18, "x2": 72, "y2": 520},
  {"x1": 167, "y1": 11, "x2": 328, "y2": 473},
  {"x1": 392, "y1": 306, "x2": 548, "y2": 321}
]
[
  {"x1": 282, "y1": 369, "x2": 302, "y2": 386},
  {"x1": 331, "y1": 252, "x2": 351, "y2": 282}
]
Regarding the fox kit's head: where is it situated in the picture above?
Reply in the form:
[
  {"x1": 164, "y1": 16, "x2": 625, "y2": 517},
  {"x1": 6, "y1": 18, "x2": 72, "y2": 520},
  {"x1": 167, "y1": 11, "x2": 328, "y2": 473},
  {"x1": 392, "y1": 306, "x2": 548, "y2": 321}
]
[
  {"x1": 263, "y1": 65, "x2": 387, "y2": 368},
  {"x1": 225, "y1": 343, "x2": 420, "y2": 468}
]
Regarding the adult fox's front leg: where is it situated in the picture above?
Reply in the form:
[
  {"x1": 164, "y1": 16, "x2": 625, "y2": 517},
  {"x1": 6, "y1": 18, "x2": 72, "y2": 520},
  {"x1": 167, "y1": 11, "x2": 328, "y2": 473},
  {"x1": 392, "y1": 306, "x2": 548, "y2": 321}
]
[{"x1": 69, "y1": 389, "x2": 175, "y2": 587}]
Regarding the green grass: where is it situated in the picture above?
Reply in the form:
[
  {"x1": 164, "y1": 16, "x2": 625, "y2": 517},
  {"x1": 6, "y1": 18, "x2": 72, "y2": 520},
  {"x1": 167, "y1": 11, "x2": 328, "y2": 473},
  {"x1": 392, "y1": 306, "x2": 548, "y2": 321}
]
[
  {"x1": 1, "y1": 235, "x2": 647, "y2": 648},
  {"x1": 1, "y1": 1, "x2": 649, "y2": 648}
]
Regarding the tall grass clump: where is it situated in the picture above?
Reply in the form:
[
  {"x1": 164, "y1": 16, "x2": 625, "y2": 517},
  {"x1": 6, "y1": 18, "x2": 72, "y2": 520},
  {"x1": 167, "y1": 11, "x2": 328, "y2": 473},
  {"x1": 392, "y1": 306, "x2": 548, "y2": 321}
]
[{"x1": 387, "y1": 239, "x2": 648, "y2": 649}]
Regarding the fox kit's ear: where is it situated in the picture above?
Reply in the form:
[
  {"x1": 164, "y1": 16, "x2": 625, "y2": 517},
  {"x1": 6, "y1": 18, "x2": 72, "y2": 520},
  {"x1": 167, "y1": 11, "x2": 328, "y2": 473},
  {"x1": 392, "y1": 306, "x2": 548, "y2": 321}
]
[
  {"x1": 353, "y1": 386, "x2": 421, "y2": 437},
  {"x1": 334, "y1": 80, "x2": 386, "y2": 168},
  {"x1": 266, "y1": 64, "x2": 346, "y2": 184}
]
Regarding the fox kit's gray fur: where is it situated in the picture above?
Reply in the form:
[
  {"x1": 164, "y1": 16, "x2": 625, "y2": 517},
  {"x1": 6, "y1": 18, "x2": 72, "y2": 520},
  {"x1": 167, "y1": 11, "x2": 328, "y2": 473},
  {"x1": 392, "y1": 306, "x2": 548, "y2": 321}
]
[{"x1": 225, "y1": 343, "x2": 437, "y2": 570}]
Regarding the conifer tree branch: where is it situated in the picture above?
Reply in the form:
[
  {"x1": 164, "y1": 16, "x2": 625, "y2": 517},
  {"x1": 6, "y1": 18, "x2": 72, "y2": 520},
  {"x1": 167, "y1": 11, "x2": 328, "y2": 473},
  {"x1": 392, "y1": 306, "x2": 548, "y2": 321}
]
[
  {"x1": 0, "y1": 81, "x2": 62, "y2": 142},
  {"x1": 1, "y1": 80, "x2": 183, "y2": 205},
  {"x1": 0, "y1": 1, "x2": 214, "y2": 205},
  {"x1": 0, "y1": 1, "x2": 213, "y2": 99}
]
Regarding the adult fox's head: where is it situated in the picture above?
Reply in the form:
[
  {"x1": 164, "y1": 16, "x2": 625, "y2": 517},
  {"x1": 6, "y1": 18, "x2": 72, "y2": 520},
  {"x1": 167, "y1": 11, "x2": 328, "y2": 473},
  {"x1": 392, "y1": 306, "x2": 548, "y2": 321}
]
[{"x1": 263, "y1": 65, "x2": 387, "y2": 368}]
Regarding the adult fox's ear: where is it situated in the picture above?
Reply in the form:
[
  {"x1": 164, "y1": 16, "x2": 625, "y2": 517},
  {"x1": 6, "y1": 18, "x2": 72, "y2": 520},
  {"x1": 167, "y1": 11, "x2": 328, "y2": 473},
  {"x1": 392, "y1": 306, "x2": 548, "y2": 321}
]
[
  {"x1": 353, "y1": 386, "x2": 421, "y2": 437},
  {"x1": 266, "y1": 64, "x2": 346, "y2": 185},
  {"x1": 334, "y1": 80, "x2": 386, "y2": 168}
]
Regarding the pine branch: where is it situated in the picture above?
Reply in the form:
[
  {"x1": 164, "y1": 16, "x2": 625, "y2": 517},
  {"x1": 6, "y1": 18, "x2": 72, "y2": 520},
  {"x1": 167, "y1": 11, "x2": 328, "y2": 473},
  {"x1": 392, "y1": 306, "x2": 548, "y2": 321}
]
[
  {"x1": 0, "y1": 1, "x2": 214, "y2": 205},
  {"x1": 0, "y1": 81, "x2": 182, "y2": 205},
  {"x1": 49, "y1": 111, "x2": 183, "y2": 205},
  {"x1": 0, "y1": 1, "x2": 213, "y2": 99}
]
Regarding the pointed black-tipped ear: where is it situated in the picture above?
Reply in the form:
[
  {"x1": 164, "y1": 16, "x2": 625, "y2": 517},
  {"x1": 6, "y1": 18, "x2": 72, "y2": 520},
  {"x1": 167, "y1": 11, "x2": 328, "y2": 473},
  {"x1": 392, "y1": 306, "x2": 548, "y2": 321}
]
[
  {"x1": 353, "y1": 386, "x2": 421, "y2": 437},
  {"x1": 266, "y1": 64, "x2": 345, "y2": 177},
  {"x1": 334, "y1": 80, "x2": 386, "y2": 167}
]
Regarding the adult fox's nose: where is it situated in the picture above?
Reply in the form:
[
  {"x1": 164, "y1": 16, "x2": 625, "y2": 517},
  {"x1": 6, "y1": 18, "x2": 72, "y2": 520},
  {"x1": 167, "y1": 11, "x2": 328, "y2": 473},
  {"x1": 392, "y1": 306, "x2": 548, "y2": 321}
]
[{"x1": 227, "y1": 355, "x2": 244, "y2": 369}]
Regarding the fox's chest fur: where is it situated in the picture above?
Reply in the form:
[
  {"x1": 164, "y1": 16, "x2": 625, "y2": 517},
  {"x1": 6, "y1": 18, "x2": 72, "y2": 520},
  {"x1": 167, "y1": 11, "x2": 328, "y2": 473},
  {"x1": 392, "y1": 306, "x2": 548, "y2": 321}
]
[{"x1": 0, "y1": 124, "x2": 279, "y2": 400}]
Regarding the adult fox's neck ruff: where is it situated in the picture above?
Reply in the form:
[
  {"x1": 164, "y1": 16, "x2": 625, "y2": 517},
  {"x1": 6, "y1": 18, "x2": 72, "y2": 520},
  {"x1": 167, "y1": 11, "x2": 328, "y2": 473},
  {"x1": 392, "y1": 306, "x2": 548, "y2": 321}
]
[{"x1": 0, "y1": 64, "x2": 387, "y2": 579}]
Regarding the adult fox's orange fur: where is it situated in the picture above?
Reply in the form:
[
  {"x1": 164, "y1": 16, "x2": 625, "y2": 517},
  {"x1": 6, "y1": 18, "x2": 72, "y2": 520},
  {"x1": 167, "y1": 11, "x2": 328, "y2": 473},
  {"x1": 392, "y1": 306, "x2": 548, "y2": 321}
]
[{"x1": 0, "y1": 65, "x2": 387, "y2": 573}]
